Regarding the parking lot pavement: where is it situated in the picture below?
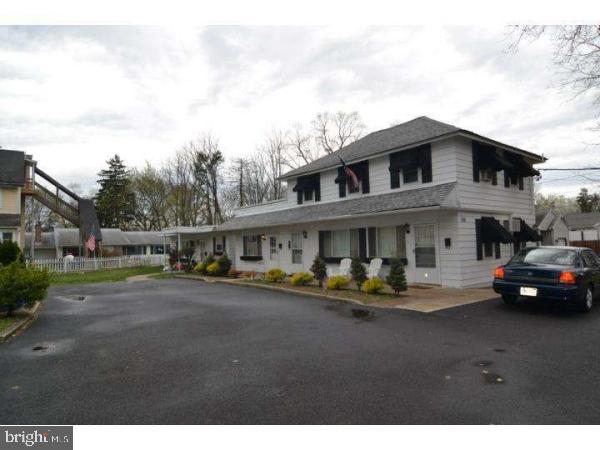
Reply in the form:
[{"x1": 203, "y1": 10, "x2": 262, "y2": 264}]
[{"x1": 1, "y1": 278, "x2": 600, "y2": 424}]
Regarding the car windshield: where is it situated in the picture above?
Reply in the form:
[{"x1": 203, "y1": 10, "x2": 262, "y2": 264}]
[{"x1": 510, "y1": 248, "x2": 579, "y2": 266}]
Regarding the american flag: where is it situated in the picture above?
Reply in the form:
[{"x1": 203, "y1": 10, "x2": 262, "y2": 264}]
[
  {"x1": 339, "y1": 157, "x2": 359, "y2": 190},
  {"x1": 86, "y1": 232, "x2": 96, "y2": 252}
]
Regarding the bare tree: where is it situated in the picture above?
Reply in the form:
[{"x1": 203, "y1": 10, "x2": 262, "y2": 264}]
[
  {"x1": 259, "y1": 129, "x2": 289, "y2": 200},
  {"x1": 287, "y1": 122, "x2": 323, "y2": 167},
  {"x1": 511, "y1": 26, "x2": 600, "y2": 104},
  {"x1": 313, "y1": 111, "x2": 366, "y2": 154},
  {"x1": 192, "y1": 133, "x2": 225, "y2": 225}
]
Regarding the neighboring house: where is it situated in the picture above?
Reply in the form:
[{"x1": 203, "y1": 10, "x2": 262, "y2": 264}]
[
  {"x1": 164, "y1": 116, "x2": 544, "y2": 287},
  {"x1": 24, "y1": 227, "x2": 168, "y2": 259},
  {"x1": 564, "y1": 212, "x2": 600, "y2": 242},
  {"x1": 535, "y1": 209, "x2": 569, "y2": 246},
  {"x1": 0, "y1": 149, "x2": 25, "y2": 245}
]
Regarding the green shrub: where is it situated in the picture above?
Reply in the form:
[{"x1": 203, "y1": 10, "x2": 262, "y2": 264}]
[
  {"x1": 326, "y1": 275, "x2": 350, "y2": 290},
  {"x1": 203, "y1": 254, "x2": 216, "y2": 265},
  {"x1": 363, "y1": 277, "x2": 385, "y2": 294},
  {"x1": 386, "y1": 257, "x2": 407, "y2": 294},
  {"x1": 194, "y1": 262, "x2": 207, "y2": 274},
  {"x1": 310, "y1": 255, "x2": 327, "y2": 288},
  {"x1": 216, "y1": 254, "x2": 232, "y2": 276},
  {"x1": 0, "y1": 263, "x2": 49, "y2": 316},
  {"x1": 350, "y1": 257, "x2": 367, "y2": 290},
  {"x1": 265, "y1": 268, "x2": 286, "y2": 283},
  {"x1": 0, "y1": 241, "x2": 23, "y2": 267},
  {"x1": 206, "y1": 261, "x2": 220, "y2": 276},
  {"x1": 290, "y1": 272, "x2": 314, "y2": 286}
]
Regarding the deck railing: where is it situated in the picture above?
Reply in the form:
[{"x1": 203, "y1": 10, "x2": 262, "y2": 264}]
[{"x1": 27, "y1": 255, "x2": 167, "y2": 273}]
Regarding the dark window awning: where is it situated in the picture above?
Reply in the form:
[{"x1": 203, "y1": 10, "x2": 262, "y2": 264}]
[
  {"x1": 473, "y1": 142, "x2": 539, "y2": 177},
  {"x1": 292, "y1": 173, "x2": 319, "y2": 192},
  {"x1": 514, "y1": 218, "x2": 542, "y2": 242},
  {"x1": 481, "y1": 217, "x2": 513, "y2": 244}
]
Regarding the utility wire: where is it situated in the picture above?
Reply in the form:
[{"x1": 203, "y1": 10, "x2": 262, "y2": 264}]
[{"x1": 538, "y1": 167, "x2": 600, "y2": 171}]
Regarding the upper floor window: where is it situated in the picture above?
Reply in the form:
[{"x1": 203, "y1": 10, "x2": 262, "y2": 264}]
[
  {"x1": 389, "y1": 144, "x2": 432, "y2": 189},
  {"x1": 472, "y1": 141, "x2": 537, "y2": 191},
  {"x1": 293, "y1": 173, "x2": 320, "y2": 205},
  {"x1": 335, "y1": 160, "x2": 369, "y2": 198}
]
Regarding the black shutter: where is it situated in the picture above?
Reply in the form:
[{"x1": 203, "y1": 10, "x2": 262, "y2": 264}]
[
  {"x1": 243, "y1": 236, "x2": 247, "y2": 256},
  {"x1": 492, "y1": 171, "x2": 497, "y2": 185},
  {"x1": 421, "y1": 145, "x2": 432, "y2": 183},
  {"x1": 504, "y1": 171, "x2": 510, "y2": 188},
  {"x1": 368, "y1": 227, "x2": 377, "y2": 257},
  {"x1": 472, "y1": 143, "x2": 480, "y2": 182},
  {"x1": 358, "y1": 228, "x2": 367, "y2": 260},
  {"x1": 257, "y1": 235, "x2": 262, "y2": 256},
  {"x1": 222, "y1": 236, "x2": 226, "y2": 254},
  {"x1": 475, "y1": 218, "x2": 483, "y2": 260},
  {"x1": 494, "y1": 242, "x2": 501, "y2": 259},
  {"x1": 212, "y1": 237, "x2": 216, "y2": 254},
  {"x1": 318, "y1": 231, "x2": 326, "y2": 257},
  {"x1": 315, "y1": 174, "x2": 321, "y2": 201},
  {"x1": 337, "y1": 167, "x2": 346, "y2": 198},
  {"x1": 361, "y1": 161, "x2": 370, "y2": 193},
  {"x1": 518, "y1": 176, "x2": 524, "y2": 190},
  {"x1": 297, "y1": 190, "x2": 303, "y2": 204}
]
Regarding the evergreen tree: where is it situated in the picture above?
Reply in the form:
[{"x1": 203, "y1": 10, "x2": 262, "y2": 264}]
[
  {"x1": 386, "y1": 257, "x2": 407, "y2": 295},
  {"x1": 350, "y1": 257, "x2": 367, "y2": 290},
  {"x1": 94, "y1": 155, "x2": 136, "y2": 229},
  {"x1": 310, "y1": 254, "x2": 327, "y2": 288}
]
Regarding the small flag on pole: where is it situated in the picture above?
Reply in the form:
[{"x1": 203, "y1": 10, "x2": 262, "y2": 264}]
[
  {"x1": 86, "y1": 231, "x2": 96, "y2": 253},
  {"x1": 338, "y1": 156, "x2": 359, "y2": 190}
]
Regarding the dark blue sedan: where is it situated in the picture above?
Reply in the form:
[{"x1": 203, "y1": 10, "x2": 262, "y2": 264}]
[{"x1": 493, "y1": 246, "x2": 600, "y2": 312}]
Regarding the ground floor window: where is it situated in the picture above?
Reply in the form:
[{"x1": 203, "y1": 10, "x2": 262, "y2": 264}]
[
  {"x1": 291, "y1": 232, "x2": 303, "y2": 264},
  {"x1": 243, "y1": 235, "x2": 262, "y2": 257},
  {"x1": 322, "y1": 229, "x2": 359, "y2": 258},
  {"x1": 414, "y1": 224, "x2": 436, "y2": 268},
  {"x1": 1, "y1": 232, "x2": 13, "y2": 243},
  {"x1": 367, "y1": 226, "x2": 407, "y2": 258},
  {"x1": 269, "y1": 236, "x2": 277, "y2": 260}
]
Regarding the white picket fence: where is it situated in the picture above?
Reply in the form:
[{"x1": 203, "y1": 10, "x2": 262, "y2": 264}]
[{"x1": 27, "y1": 255, "x2": 167, "y2": 274}]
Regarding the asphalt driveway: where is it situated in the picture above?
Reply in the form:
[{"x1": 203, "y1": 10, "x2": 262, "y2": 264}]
[{"x1": 1, "y1": 278, "x2": 600, "y2": 424}]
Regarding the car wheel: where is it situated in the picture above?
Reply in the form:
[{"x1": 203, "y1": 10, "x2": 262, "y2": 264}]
[
  {"x1": 502, "y1": 294, "x2": 518, "y2": 305},
  {"x1": 580, "y1": 286, "x2": 593, "y2": 313}
]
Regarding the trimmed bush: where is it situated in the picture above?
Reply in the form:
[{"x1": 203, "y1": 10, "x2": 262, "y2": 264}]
[
  {"x1": 265, "y1": 268, "x2": 286, "y2": 283},
  {"x1": 0, "y1": 263, "x2": 49, "y2": 316},
  {"x1": 0, "y1": 241, "x2": 23, "y2": 267},
  {"x1": 386, "y1": 257, "x2": 407, "y2": 294},
  {"x1": 310, "y1": 255, "x2": 327, "y2": 288},
  {"x1": 326, "y1": 275, "x2": 350, "y2": 290},
  {"x1": 350, "y1": 257, "x2": 367, "y2": 290},
  {"x1": 194, "y1": 262, "x2": 207, "y2": 274},
  {"x1": 203, "y1": 254, "x2": 216, "y2": 265},
  {"x1": 216, "y1": 254, "x2": 232, "y2": 276},
  {"x1": 206, "y1": 261, "x2": 220, "y2": 276},
  {"x1": 363, "y1": 277, "x2": 385, "y2": 294},
  {"x1": 290, "y1": 272, "x2": 314, "y2": 286}
]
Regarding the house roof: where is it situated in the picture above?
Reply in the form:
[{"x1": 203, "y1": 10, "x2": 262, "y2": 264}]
[
  {"x1": 218, "y1": 182, "x2": 457, "y2": 231},
  {"x1": 24, "y1": 232, "x2": 56, "y2": 249},
  {"x1": 123, "y1": 231, "x2": 164, "y2": 245},
  {"x1": 0, "y1": 149, "x2": 25, "y2": 187},
  {"x1": 282, "y1": 116, "x2": 545, "y2": 179},
  {"x1": 53, "y1": 228, "x2": 165, "y2": 247},
  {"x1": 563, "y1": 212, "x2": 600, "y2": 230}
]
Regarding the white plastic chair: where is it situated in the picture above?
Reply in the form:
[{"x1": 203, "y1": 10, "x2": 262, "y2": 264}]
[
  {"x1": 326, "y1": 257, "x2": 352, "y2": 277},
  {"x1": 367, "y1": 258, "x2": 382, "y2": 279}
]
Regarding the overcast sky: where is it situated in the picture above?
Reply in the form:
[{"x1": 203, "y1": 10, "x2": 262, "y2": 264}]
[{"x1": 0, "y1": 25, "x2": 598, "y2": 196}]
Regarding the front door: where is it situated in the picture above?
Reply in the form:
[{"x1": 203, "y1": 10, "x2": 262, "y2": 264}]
[
  {"x1": 267, "y1": 235, "x2": 280, "y2": 269},
  {"x1": 413, "y1": 224, "x2": 440, "y2": 284}
]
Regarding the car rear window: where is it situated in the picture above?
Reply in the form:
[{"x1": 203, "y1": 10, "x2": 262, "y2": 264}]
[{"x1": 511, "y1": 248, "x2": 579, "y2": 266}]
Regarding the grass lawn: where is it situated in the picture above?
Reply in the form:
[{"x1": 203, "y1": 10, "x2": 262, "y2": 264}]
[
  {"x1": 0, "y1": 316, "x2": 18, "y2": 334},
  {"x1": 50, "y1": 266, "x2": 164, "y2": 285}
]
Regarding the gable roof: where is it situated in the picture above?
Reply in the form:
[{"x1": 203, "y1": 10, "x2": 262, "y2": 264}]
[
  {"x1": 282, "y1": 116, "x2": 545, "y2": 179},
  {"x1": 53, "y1": 228, "x2": 165, "y2": 247},
  {"x1": 219, "y1": 182, "x2": 456, "y2": 231},
  {"x1": 0, "y1": 149, "x2": 25, "y2": 187},
  {"x1": 563, "y1": 212, "x2": 600, "y2": 230},
  {"x1": 24, "y1": 232, "x2": 56, "y2": 249}
]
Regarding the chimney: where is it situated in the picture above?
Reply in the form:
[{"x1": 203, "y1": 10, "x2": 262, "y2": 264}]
[{"x1": 35, "y1": 222, "x2": 43, "y2": 244}]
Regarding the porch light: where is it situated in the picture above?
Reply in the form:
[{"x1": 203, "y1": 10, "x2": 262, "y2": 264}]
[
  {"x1": 405, "y1": 224, "x2": 410, "y2": 233},
  {"x1": 260, "y1": 234, "x2": 267, "y2": 241},
  {"x1": 302, "y1": 230, "x2": 308, "y2": 239}
]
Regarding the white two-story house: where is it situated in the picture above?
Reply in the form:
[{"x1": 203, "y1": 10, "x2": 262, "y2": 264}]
[{"x1": 170, "y1": 117, "x2": 545, "y2": 287}]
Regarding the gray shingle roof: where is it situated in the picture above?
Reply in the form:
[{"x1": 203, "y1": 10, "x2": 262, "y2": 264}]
[
  {"x1": 563, "y1": 212, "x2": 600, "y2": 229},
  {"x1": 123, "y1": 231, "x2": 164, "y2": 245},
  {"x1": 24, "y1": 232, "x2": 56, "y2": 249},
  {"x1": 0, "y1": 149, "x2": 25, "y2": 187},
  {"x1": 282, "y1": 116, "x2": 544, "y2": 179},
  {"x1": 53, "y1": 228, "x2": 164, "y2": 247},
  {"x1": 219, "y1": 182, "x2": 456, "y2": 231}
]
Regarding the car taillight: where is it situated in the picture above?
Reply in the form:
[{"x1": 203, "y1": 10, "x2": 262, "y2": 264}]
[
  {"x1": 559, "y1": 271, "x2": 577, "y2": 284},
  {"x1": 494, "y1": 266, "x2": 505, "y2": 279}
]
